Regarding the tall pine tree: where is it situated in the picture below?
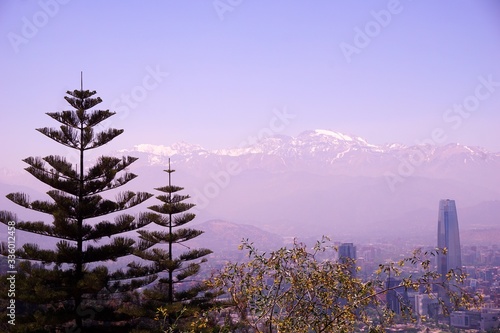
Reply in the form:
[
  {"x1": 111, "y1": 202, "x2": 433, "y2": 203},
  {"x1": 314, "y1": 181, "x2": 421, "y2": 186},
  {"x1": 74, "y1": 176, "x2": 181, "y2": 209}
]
[
  {"x1": 0, "y1": 83, "x2": 158, "y2": 332},
  {"x1": 136, "y1": 159, "x2": 213, "y2": 329}
]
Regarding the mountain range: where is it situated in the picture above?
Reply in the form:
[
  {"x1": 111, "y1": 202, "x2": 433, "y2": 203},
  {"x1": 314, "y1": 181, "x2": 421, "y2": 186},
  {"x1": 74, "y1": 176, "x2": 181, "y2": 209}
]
[
  {"x1": 121, "y1": 130, "x2": 499, "y2": 187},
  {"x1": 117, "y1": 129, "x2": 500, "y2": 243},
  {"x1": 1, "y1": 129, "x2": 499, "y2": 245}
]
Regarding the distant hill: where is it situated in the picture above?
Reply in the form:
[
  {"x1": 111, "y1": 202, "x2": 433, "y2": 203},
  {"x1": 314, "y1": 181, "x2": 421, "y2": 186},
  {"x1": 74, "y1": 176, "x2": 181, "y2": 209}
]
[{"x1": 190, "y1": 219, "x2": 285, "y2": 255}]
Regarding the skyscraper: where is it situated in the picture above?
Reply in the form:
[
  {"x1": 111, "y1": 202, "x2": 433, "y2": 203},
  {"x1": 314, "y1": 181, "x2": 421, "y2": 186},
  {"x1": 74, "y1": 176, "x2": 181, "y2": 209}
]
[
  {"x1": 386, "y1": 277, "x2": 409, "y2": 315},
  {"x1": 339, "y1": 243, "x2": 357, "y2": 276},
  {"x1": 339, "y1": 243, "x2": 356, "y2": 261},
  {"x1": 437, "y1": 199, "x2": 462, "y2": 279},
  {"x1": 437, "y1": 199, "x2": 463, "y2": 309}
]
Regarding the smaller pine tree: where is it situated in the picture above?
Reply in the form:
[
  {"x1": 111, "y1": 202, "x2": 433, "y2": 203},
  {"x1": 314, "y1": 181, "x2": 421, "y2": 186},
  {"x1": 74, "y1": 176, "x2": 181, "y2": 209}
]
[{"x1": 135, "y1": 159, "x2": 212, "y2": 328}]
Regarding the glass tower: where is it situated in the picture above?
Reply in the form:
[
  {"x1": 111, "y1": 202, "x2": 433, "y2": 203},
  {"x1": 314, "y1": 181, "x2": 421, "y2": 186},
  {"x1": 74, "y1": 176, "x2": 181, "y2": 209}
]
[
  {"x1": 339, "y1": 243, "x2": 356, "y2": 261},
  {"x1": 339, "y1": 243, "x2": 357, "y2": 276},
  {"x1": 437, "y1": 199, "x2": 462, "y2": 280}
]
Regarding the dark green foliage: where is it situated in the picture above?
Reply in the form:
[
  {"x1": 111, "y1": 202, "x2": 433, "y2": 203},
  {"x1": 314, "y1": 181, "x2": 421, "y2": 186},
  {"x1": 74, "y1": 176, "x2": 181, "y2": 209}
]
[
  {"x1": 135, "y1": 160, "x2": 213, "y2": 330},
  {"x1": 0, "y1": 87, "x2": 156, "y2": 332}
]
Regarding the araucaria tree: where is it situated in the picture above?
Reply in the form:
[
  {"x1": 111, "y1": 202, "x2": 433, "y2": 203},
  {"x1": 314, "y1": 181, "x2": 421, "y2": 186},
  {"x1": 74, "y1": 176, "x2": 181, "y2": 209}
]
[
  {"x1": 0, "y1": 86, "x2": 157, "y2": 332},
  {"x1": 135, "y1": 160, "x2": 212, "y2": 328}
]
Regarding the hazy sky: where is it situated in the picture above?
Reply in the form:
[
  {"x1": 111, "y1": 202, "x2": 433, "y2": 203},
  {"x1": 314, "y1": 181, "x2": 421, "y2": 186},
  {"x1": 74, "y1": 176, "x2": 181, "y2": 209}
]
[{"x1": 2, "y1": 1, "x2": 500, "y2": 172}]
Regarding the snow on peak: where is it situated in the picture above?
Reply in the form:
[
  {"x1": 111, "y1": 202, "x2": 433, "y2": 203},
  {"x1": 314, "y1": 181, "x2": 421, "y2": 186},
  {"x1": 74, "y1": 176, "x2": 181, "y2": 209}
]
[
  {"x1": 133, "y1": 144, "x2": 171, "y2": 155},
  {"x1": 313, "y1": 129, "x2": 353, "y2": 141},
  {"x1": 128, "y1": 142, "x2": 206, "y2": 156}
]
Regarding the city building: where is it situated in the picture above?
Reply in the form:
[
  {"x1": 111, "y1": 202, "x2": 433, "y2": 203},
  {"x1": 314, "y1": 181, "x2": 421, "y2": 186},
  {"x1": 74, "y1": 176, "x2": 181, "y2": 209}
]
[
  {"x1": 414, "y1": 293, "x2": 439, "y2": 321},
  {"x1": 338, "y1": 242, "x2": 357, "y2": 276},
  {"x1": 386, "y1": 277, "x2": 410, "y2": 315},
  {"x1": 450, "y1": 309, "x2": 500, "y2": 331},
  {"x1": 436, "y1": 199, "x2": 463, "y2": 306},
  {"x1": 437, "y1": 199, "x2": 462, "y2": 276},
  {"x1": 437, "y1": 199, "x2": 462, "y2": 277}
]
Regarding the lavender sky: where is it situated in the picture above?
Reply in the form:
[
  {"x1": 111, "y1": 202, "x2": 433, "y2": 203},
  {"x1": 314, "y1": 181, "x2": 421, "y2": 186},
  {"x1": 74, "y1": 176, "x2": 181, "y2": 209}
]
[{"x1": 1, "y1": 1, "x2": 500, "y2": 173}]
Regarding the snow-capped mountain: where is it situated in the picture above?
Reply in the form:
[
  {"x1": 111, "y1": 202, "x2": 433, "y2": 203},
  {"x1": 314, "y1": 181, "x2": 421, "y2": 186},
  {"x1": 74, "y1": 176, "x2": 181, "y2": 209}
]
[
  {"x1": 120, "y1": 129, "x2": 499, "y2": 179},
  {"x1": 124, "y1": 129, "x2": 384, "y2": 159},
  {"x1": 3, "y1": 129, "x2": 498, "y2": 242},
  {"x1": 113, "y1": 129, "x2": 500, "y2": 241}
]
